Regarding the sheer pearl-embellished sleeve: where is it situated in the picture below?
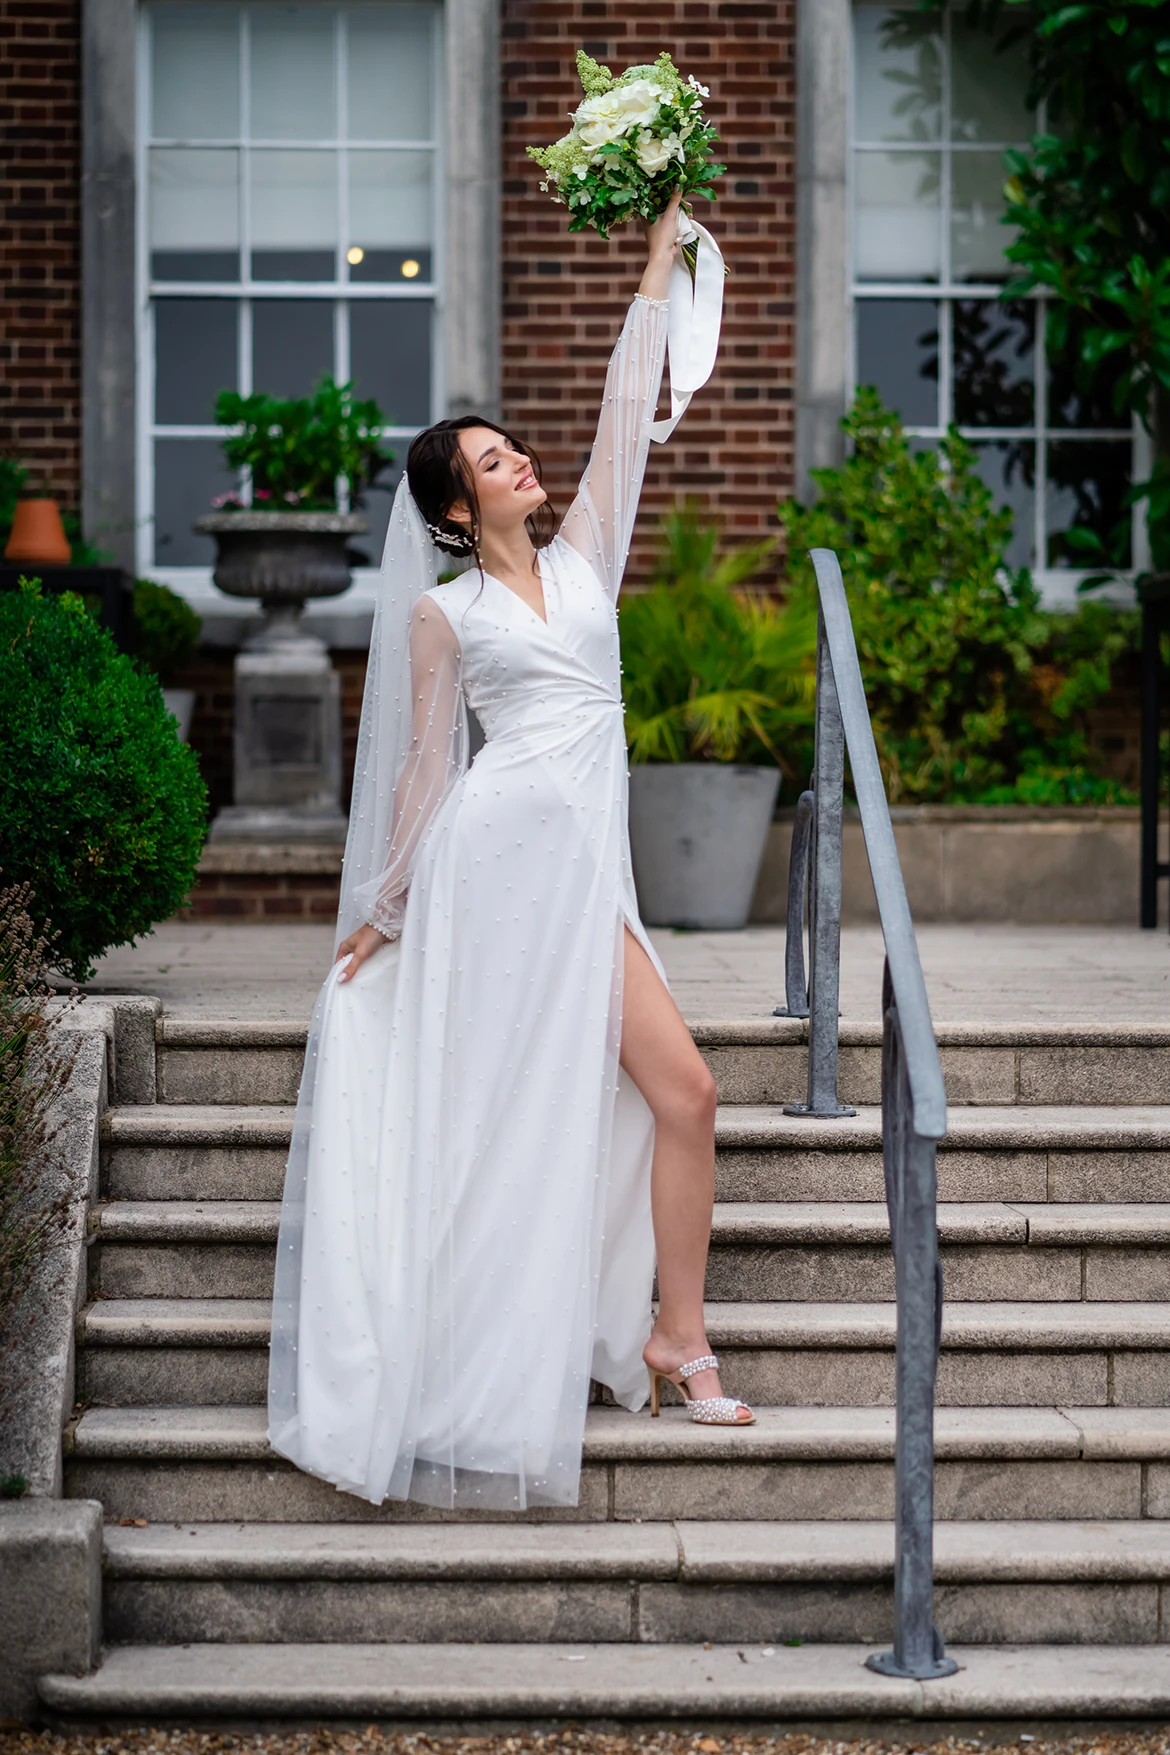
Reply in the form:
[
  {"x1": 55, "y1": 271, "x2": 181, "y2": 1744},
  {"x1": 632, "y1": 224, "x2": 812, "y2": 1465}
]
[
  {"x1": 350, "y1": 594, "x2": 466, "y2": 940},
  {"x1": 559, "y1": 294, "x2": 669, "y2": 602}
]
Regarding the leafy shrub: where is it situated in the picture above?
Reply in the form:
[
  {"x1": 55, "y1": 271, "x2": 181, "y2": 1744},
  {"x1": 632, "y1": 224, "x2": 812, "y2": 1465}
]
[
  {"x1": 0, "y1": 581, "x2": 208, "y2": 980},
  {"x1": 0, "y1": 879, "x2": 78, "y2": 1390},
  {"x1": 781, "y1": 389, "x2": 1137, "y2": 804},
  {"x1": 213, "y1": 378, "x2": 394, "y2": 510},
  {"x1": 133, "y1": 577, "x2": 202, "y2": 682},
  {"x1": 619, "y1": 503, "x2": 816, "y2": 777}
]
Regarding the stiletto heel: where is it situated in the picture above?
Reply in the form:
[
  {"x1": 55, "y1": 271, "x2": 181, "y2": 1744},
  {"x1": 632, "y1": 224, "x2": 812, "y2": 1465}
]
[{"x1": 645, "y1": 1353, "x2": 755, "y2": 1426}]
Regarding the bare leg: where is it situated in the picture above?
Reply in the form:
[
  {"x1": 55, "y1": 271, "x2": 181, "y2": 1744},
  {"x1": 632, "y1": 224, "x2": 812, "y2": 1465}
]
[{"x1": 620, "y1": 928, "x2": 751, "y2": 1419}]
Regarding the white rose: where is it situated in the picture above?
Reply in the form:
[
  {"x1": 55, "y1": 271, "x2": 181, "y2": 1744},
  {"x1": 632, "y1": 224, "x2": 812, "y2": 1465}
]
[
  {"x1": 575, "y1": 90, "x2": 628, "y2": 150},
  {"x1": 634, "y1": 131, "x2": 683, "y2": 177},
  {"x1": 615, "y1": 80, "x2": 666, "y2": 130}
]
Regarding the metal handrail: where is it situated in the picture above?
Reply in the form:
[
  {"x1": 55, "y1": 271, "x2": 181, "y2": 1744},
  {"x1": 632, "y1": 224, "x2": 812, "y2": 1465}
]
[{"x1": 778, "y1": 547, "x2": 954, "y2": 1681}]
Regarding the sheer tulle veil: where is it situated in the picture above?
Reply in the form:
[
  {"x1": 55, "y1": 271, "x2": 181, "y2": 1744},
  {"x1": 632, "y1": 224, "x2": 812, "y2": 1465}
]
[{"x1": 334, "y1": 478, "x2": 451, "y2": 949}]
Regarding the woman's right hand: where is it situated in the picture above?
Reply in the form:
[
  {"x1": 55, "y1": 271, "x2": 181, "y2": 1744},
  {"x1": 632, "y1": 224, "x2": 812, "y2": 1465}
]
[{"x1": 335, "y1": 922, "x2": 391, "y2": 982}]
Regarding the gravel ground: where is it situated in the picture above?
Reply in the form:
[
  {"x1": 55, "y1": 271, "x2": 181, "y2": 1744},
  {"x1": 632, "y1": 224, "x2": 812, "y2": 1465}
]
[{"x1": 5, "y1": 1729, "x2": 1170, "y2": 1755}]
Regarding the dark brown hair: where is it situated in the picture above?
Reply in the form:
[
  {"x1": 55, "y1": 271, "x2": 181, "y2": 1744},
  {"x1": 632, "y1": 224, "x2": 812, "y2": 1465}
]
[{"x1": 406, "y1": 416, "x2": 558, "y2": 557}]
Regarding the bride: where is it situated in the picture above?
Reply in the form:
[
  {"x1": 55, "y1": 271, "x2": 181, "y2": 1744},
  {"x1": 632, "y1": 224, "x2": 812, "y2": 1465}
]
[{"x1": 267, "y1": 193, "x2": 754, "y2": 1513}]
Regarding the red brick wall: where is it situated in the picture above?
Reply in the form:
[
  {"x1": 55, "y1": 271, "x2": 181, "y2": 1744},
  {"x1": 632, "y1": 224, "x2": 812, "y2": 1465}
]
[
  {"x1": 0, "y1": 0, "x2": 82, "y2": 508},
  {"x1": 500, "y1": 1, "x2": 796, "y2": 583}
]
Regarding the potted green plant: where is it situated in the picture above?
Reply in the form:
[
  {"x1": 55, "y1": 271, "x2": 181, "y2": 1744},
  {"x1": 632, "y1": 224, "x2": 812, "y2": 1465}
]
[
  {"x1": 133, "y1": 578, "x2": 203, "y2": 741},
  {"x1": 195, "y1": 378, "x2": 393, "y2": 650},
  {"x1": 619, "y1": 505, "x2": 816, "y2": 928}
]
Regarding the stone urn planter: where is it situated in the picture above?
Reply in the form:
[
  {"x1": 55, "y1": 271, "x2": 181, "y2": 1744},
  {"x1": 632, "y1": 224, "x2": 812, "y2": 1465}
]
[
  {"x1": 193, "y1": 510, "x2": 368, "y2": 653},
  {"x1": 193, "y1": 510, "x2": 369, "y2": 843},
  {"x1": 628, "y1": 763, "x2": 781, "y2": 929}
]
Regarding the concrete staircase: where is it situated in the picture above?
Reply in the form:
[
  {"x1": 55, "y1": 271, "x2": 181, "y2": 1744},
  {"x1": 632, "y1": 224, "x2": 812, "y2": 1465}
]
[{"x1": 41, "y1": 1014, "x2": 1170, "y2": 1724}]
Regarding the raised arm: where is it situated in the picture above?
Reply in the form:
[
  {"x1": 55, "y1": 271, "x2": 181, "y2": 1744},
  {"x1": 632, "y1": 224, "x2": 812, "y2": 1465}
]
[
  {"x1": 340, "y1": 595, "x2": 465, "y2": 971},
  {"x1": 559, "y1": 198, "x2": 679, "y2": 600}
]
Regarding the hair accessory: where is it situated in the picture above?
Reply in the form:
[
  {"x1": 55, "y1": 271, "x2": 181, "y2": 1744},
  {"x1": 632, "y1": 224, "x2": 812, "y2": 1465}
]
[{"x1": 425, "y1": 519, "x2": 475, "y2": 556}]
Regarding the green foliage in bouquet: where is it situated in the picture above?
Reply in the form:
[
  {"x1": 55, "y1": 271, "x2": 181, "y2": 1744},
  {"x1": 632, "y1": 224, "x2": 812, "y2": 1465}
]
[
  {"x1": 619, "y1": 504, "x2": 816, "y2": 775},
  {"x1": 780, "y1": 389, "x2": 1137, "y2": 806},
  {"x1": 528, "y1": 50, "x2": 724, "y2": 240},
  {"x1": 0, "y1": 581, "x2": 208, "y2": 981},
  {"x1": 212, "y1": 377, "x2": 394, "y2": 511}
]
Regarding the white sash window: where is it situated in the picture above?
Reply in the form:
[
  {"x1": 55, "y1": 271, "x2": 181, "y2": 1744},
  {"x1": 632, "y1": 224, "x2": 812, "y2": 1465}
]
[
  {"x1": 851, "y1": 2, "x2": 1143, "y2": 597},
  {"x1": 139, "y1": 1, "x2": 442, "y2": 578}
]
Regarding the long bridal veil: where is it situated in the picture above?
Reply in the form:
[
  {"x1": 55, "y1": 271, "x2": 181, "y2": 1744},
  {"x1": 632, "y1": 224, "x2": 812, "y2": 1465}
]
[{"x1": 267, "y1": 481, "x2": 470, "y2": 1501}]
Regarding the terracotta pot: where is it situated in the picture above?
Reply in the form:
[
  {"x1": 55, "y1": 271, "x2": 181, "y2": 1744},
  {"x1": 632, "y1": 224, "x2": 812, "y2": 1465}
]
[{"x1": 4, "y1": 498, "x2": 72, "y2": 565}]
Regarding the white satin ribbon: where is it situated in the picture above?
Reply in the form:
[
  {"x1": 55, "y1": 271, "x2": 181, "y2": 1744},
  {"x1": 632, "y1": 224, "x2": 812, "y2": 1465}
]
[{"x1": 648, "y1": 206, "x2": 725, "y2": 443}]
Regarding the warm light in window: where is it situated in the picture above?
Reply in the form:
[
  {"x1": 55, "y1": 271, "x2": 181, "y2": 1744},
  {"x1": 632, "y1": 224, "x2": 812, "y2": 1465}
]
[
  {"x1": 346, "y1": 246, "x2": 364, "y2": 265},
  {"x1": 401, "y1": 258, "x2": 420, "y2": 279}
]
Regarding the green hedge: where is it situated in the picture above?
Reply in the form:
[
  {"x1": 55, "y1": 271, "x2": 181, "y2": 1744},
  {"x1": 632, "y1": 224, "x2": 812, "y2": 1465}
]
[{"x1": 0, "y1": 582, "x2": 208, "y2": 981}]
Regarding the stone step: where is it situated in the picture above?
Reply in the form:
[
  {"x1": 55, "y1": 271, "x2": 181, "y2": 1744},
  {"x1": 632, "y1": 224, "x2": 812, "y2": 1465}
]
[
  {"x1": 99, "y1": 1518, "x2": 1170, "y2": 1647},
  {"x1": 154, "y1": 1016, "x2": 1170, "y2": 1108},
  {"x1": 64, "y1": 1404, "x2": 1170, "y2": 1525},
  {"x1": 75, "y1": 1297, "x2": 1170, "y2": 1409},
  {"x1": 87, "y1": 1199, "x2": 1170, "y2": 1305},
  {"x1": 37, "y1": 1638, "x2": 1170, "y2": 1722},
  {"x1": 101, "y1": 1103, "x2": 1170, "y2": 1205}
]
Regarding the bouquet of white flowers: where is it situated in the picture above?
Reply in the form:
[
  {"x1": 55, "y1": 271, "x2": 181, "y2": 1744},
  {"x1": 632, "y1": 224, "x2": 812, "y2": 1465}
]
[{"x1": 528, "y1": 50, "x2": 724, "y2": 274}]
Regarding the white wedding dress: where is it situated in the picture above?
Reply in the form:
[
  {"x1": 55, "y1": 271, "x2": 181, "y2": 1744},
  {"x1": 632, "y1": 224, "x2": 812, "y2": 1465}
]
[{"x1": 268, "y1": 294, "x2": 675, "y2": 1510}]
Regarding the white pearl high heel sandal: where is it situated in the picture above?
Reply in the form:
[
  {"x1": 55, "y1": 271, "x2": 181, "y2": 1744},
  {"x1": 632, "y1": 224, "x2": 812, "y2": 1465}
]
[{"x1": 647, "y1": 1352, "x2": 756, "y2": 1426}]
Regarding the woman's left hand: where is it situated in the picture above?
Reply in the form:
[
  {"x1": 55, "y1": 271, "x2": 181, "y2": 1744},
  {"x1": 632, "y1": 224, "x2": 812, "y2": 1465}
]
[{"x1": 642, "y1": 191, "x2": 682, "y2": 263}]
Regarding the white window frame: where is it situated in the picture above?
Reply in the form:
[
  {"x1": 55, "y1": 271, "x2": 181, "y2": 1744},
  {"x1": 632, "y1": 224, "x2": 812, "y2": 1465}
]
[
  {"x1": 135, "y1": 0, "x2": 446, "y2": 619},
  {"x1": 848, "y1": 0, "x2": 1145, "y2": 607}
]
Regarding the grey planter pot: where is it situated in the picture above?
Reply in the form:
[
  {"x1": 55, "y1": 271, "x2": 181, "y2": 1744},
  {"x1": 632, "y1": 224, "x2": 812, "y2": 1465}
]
[
  {"x1": 161, "y1": 686, "x2": 196, "y2": 742},
  {"x1": 193, "y1": 510, "x2": 368, "y2": 651},
  {"x1": 628, "y1": 762, "x2": 782, "y2": 930}
]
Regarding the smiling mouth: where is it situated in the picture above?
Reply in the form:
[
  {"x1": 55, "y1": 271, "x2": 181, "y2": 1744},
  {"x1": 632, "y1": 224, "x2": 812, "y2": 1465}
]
[{"x1": 516, "y1": 472, "x2": 538, "y2": 491}]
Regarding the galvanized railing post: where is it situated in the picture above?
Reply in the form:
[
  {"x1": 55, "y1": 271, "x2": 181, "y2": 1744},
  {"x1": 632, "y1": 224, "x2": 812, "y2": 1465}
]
[
  {"x1": 775, "y1": 549, "x2": 952, "y2": 1681},
  {"x1": 866, "y1": 965, "x2": 955, "y2": 1680},
  {"x1": 784, "y1": 611, "x2": 855, "y2": 1119}
]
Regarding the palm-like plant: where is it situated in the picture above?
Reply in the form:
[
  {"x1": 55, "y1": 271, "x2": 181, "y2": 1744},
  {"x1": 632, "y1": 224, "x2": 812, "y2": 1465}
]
[{"x1": 619, "y1": 503, "x2": 817, "y2": 775}]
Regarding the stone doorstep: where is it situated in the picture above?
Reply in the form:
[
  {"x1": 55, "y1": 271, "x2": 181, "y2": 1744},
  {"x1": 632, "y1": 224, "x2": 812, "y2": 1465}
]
[
  {"x1": 100, "y1": 1103, "x2": 1170, "y2": 1152},
  {"x1": 36, "y1": 1638, "x2": 1170, "y2": 1720},
  {"x1": 64, "y1": 1404, "x2": 1170, "y2": 1465},
  {"x1": 74, "y1": 1299, "x2": 1170, "y2": 1353},
  {"x1": 98, "y1": 1517, "x2": 1170, "y2": 1586},
  {"x1": 87, "y1": 1199, "x2": 1170, "y2": 1249}
]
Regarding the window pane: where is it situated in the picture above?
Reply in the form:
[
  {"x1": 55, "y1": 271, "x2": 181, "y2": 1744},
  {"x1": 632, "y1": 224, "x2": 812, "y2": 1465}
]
[
  {"x1": 972, "y1": 439, "x2": 1035, "y2": 568},
  {"x1": 250, "y1": 5, "x2": 336, "y2": 140},
  {"x1": 150, "y1": 148, "x2": 239, "y2": 280},
  {"x1": 854, "y1": 151, "x2": 940, "y2": 281},
  {"x1": 856, "y1": 299, "x2": 939, "y2": 425},
  {"x1": 853, "y1": 5, "x2": 941, "y2": 143},
  {"x1": 153, "y1": 438, "x2": 238, "y2": 566},
  {"x1": 953, "y1": 299, "x2": 1034, "y2": 427},
  {"x1": 950, "y1": 15, "x2": 1033, "y2": 143},
  {"x1": 155, "y1": 299, "x2": 238, "y2": 424},
  {"x1": 951, "y1": 151, "x2": 1016, "y2": 282},
  {"x1": 1049, "y1": 346, "x2": 1129, "y2": 431},
  {"x1": 1047, "y1": 440, "x2": 1132, "y2": 568},
  {"x1": 349, "y1": 300, "x2": 432, "y2": 426},
  {"x1": 348, "y1": 5, "x2": 434, "y2": 141},
  {"x1": 252, "y1": 300, "x2": 335, "y2": 398},
  {"x1": 251, "y1": 150, "x2": 337, "y2": 280},
  {"x1": 347, "y1": 150, "x2": 433, "y2": 281},
  {"x1": 151, "y1": 4, "x2": 240, "y2": 139}
]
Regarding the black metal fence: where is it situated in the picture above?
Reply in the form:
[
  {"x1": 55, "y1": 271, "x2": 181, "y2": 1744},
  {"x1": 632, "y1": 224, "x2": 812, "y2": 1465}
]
[{"x1": 778, "y1": 548, "x2": 955, "y2": 1681}]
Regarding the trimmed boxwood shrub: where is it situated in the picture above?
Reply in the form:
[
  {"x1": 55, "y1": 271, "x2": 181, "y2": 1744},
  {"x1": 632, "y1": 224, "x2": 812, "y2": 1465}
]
[{"x1": 0, "y1": 581, "x2": 208, "y2": 981}]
